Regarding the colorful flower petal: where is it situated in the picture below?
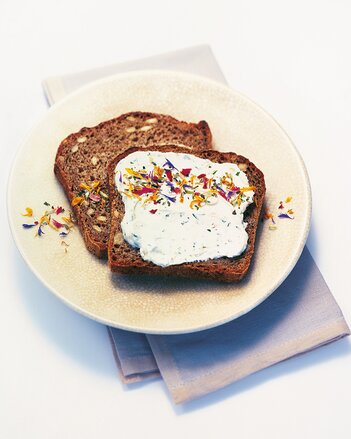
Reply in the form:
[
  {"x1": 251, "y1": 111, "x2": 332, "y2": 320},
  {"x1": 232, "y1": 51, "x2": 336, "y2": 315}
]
[
  {"x1": 134, "y1": 187, "x2": 156, "y2": 196},
  {"x1": 278, "y1": 213, "x2": 294, "y2": 219},
  {"x1": 89, "y1": 193, "x2": 101, "y2": 202},
  {"x1": 163, "y1": 158, "x2": 176, "y2": 170},
  {"x1": 181, "y1": 168, "x2": 192, "y2": 177},
  {"x1": 71, "y1": 196, "x2": 84, "y2": 206},
  {"x1": 165, "y1": 170, "x2": 173, "y2": 181},
  {"x1": 79, "y1": 183, "x2": 91, "y2": 191},
  {"x1": 51, "y1": 218, "x2": 64, "y2": 228},
  {"x1": 22, "y1": 207, "x2": 33, "y2": 217}
]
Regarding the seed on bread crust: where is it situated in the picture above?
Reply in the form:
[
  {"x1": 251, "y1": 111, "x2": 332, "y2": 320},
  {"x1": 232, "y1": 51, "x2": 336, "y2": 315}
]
[
  {"x1": 87, "y1": 208, "x2": 94, "y2": 216},
  {"x1": 71, "y1": 145, "x2": 79, "y2": 153},
  {"x1": 125, "y1": 127, "x2": 136, "y2": 133},
  {"x1": 93, "y1": 225, "x2": 101, "y2": 232},
  {"x1": 97, "y1": 215, "x2": 107, "y2": 222},
  {"x1": 139, "y1": 125, "x2": 153, "y2": 132},
  {"x1": 91, "y1": 156, "x2": 99, "y2": 165},
  {"x1": 146, "y1": 118, "x2": 158, "y2": 124},
  {"x1": 113, "y1": 232, "x2": 124, "y2": 245},
  {"x1": 77, "y1": 136, "x2": 87, "y2": 143},
  {"x1": 238, "y1": 163, "x2": 248, "y2": 171},
  {"x1": 126, "y1": 116, "x2": 136, "y2": 122}
]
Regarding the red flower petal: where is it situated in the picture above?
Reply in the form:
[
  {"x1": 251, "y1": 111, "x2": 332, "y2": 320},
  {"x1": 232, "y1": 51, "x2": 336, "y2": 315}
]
[
  {"x1": 134, "y1": 187, "x2": 156, "y2": 195},
  {"x1": 52, "y1": 218, "x2": 64, "y2": 228},
  {"x1": 181, "y1": 168, "x2": 192, "y2": 177},
  {"x1": 165, "y1": 170, "x2": 173, "y2": 181}
]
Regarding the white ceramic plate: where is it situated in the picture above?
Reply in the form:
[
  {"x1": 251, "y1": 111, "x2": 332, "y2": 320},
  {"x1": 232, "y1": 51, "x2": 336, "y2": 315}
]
[{"x1": 8, "y1": 70, "x2": 311, "y2": 334}]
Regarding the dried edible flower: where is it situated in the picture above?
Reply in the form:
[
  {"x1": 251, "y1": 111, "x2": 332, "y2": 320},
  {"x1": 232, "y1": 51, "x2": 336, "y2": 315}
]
[
  {"x1": 89, "y1": 193, "x2": 101, "y2": 202},
  {"x1": 71, "y1": 196, "x2": 84, "y2": 206},
  {"x1": 21, "y1": 202, "x2": 75, "y2": 246},
  {"x1": 79, "y1": 183, "x2": 91, "y2": 191},
  {"x1": 181, "y1": 168, "x2": 191, "y2": 177},
  {"x1": 22, "y1": 223, "x2": 36, "y2": 229},
  {"x1": 278, "y1": 213, "x2": 294, "y2": 219},
  {"x1": 163, "y1": 158, "x2": 176, "y2": 170},
  {"x1": 51, "y1": 218, "x2": 64, "y2": 229},
  {"x1": 22, "y1": 207, "x2": 33, "y2": 217},
  {"x1": 165, "y1": 170, "x2": 173, "y2": 181}
]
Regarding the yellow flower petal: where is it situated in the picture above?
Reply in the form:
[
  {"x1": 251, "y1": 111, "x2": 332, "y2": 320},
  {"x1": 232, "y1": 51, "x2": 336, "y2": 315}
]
[
  {"x1": 39, "y1": 215, "x2": 49, "y2": 225},
  {"x1": 285, "y1": 196, "x2": 293, "y2": 203},
  {"x1": 79, "y1": 183, "x2": 91, "y2": 191},
  {"x1": 71, "y1": 196, "x2": 84, "y2": 206},
  {"x1": 22, "y1": 207, "x2": 33, "y2": 217},
  {"x1": 126, "y1": 168, "x2": 143, "y2": 179},
  {"x1": 240, "y1": 186, "x2": 256, "y2": 193},
  {"x1": 91, "y1": 180, "x2": 101, "y2": 189}
]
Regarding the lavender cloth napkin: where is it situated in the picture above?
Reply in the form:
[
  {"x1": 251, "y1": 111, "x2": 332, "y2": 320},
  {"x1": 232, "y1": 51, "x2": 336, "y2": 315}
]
[{"x1": 43, "y1": 45, "x2": 350, "y2": 404}]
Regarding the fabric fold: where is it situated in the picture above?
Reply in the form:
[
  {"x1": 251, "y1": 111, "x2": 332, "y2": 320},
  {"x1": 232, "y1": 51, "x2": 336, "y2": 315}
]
[{"x1": 146, "y1": 247, "x2": 349, "y2": 403}]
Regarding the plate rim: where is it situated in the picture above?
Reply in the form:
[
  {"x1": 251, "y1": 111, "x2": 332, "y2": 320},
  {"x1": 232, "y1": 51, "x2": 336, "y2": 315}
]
[{"x1": 7, "y1": 69, "x2": 312, "y2": 334}]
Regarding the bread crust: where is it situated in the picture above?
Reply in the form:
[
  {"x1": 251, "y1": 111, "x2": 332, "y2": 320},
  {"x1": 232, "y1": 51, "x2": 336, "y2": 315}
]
[
  {"x1": 54, "y1": 112, "x2": 212, "y2": 258},
  {"x1": 107, "y1": 145, "x2": 266, "y2": 282}
]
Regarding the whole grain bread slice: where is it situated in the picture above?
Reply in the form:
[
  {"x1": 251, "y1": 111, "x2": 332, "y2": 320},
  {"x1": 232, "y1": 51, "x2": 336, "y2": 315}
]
[
  {"x1": 107, "y1": 145, "x2": 266, "y2": 282},
  {"x1": 54, "y1": 112, "x2": 212, "y2": 258}
]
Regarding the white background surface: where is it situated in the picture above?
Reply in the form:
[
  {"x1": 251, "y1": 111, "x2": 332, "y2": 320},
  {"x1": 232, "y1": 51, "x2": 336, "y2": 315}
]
[{"x1": 1, "y1": 1, "x2": 351, "y2": 438}]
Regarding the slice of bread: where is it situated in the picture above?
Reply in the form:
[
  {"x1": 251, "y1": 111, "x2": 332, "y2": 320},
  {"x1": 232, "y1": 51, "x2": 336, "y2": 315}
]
[
  {"x1": 54, "y1": 112, "x2": 212, "y2": 258},
  {"x1": 107, "y1": 145, "x2": 266, "y2": 282}
]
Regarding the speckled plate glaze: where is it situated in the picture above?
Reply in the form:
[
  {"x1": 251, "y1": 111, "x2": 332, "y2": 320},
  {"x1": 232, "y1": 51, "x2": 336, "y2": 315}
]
[{"x1": 8, "y1": 70, "x2": 311, "y2": 334}]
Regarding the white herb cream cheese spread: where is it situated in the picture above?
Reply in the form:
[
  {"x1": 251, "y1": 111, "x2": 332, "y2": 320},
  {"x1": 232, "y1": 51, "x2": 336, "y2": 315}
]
[{"x1": 115, "y1": 151, "x2": 255, "y2": 267}]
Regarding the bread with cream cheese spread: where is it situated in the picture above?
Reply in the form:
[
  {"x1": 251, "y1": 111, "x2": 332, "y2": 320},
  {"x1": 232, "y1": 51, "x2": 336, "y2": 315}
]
[
  {"x1": 54, "y1": 112, "x2": 212, "y2": 258},
  {"x1": 107, "y1": 145, "x2": 266, "y2": 282}
]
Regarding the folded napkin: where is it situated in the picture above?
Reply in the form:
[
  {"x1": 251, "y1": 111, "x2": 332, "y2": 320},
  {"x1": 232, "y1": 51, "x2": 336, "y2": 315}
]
[{"x1": 43, "y1": 45, "x2": 350, "y2": 404}]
